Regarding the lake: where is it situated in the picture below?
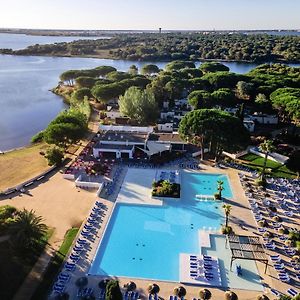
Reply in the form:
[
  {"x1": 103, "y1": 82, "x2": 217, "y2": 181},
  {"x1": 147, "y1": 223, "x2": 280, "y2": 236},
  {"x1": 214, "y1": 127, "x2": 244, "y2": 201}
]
[
  {"x1": 0, "y1": 34, "x2": 299, "y2": 151},
  {"x1": 0, "y1": 33, "x2": 109, "y2": 50}
]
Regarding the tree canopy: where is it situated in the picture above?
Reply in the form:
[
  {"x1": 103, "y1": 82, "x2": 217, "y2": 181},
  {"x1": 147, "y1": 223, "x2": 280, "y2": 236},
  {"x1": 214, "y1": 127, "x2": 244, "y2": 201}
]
[
  {"x1": 75, "y1": 76, "x2": 97, "y2": 89},
  {"x1": 286, "y1": 150, "x2": 300, "y2": 177},
  {"x1": 73, "y1": 88, "x2": 92, "y2": 101},
  {"x1": 7, "y1": 33, "x2": 300, "y2": 63},
  {"x1": 270, "y1": 88, "x2": 300, "y2": 122},
  {"x1": 188, "y1": 90, "x2": 212, "y2": 109},
  {"x1": 202, "y1": 72, "x2": 241, "y2": 89},
  {"x1": 211, "y1": 88, "x2": 236, "y2": 106},
  {"x1": 199, "y1": 62, "x2": 230, "y2": 73},
  {"x1": 165, "y1": 60, "x2": 196, "y2": 71},
  {"x1": 94, "y1": 66, "x2": 117, "y2": 77},
  {"x1": 43, "y1": 110, "x2": 87, "y2": 148},
  {"x1": 179, "y1": 109, "x2": 250, "y2": 159},
  {"x1": 92, "y1": 83, "x2": 123, "y2": 103},
  {"x1": 141, "y1": 64, "x2": 160, "y2": 75},
  {"x1": 119, "y1": 86, "x2": 158, "y2": 124},
  {"x1": 9, "y1": 209, "x2": 47, "y2": 252},
  {"x1": 45, "y1": 147, "x2": 64, "y2": 166}
]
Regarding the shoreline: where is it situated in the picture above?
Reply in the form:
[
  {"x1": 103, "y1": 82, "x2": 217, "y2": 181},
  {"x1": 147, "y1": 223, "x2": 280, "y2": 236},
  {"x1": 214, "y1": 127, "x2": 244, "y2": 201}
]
[{"x1": 1, "y1": 52, "x2": 300, "y2": 65}]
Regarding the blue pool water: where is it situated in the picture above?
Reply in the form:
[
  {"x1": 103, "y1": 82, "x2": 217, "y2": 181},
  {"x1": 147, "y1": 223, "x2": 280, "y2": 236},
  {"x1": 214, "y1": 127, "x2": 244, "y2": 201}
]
[{"x1": 89, "y1": 172, "x2": 231, "y2": 281}]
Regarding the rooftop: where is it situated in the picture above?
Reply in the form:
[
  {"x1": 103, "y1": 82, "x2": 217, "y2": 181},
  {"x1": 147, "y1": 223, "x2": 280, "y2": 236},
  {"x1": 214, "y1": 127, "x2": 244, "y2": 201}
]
[
  {"x1": 149, "y1": 132, "x2": 186, "y2": 144},
  {"x1": 96, "y1": 130, "x2": 149, "y2": 144},
  {"x1": 94, "y1": 144, "x2": 134, "y2": 150}
]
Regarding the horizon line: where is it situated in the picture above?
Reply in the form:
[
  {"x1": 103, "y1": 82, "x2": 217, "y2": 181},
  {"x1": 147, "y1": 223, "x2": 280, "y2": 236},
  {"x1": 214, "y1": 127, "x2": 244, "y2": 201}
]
[{"x1": 1, "y1": 27, "x2": 299, "y2": 32}]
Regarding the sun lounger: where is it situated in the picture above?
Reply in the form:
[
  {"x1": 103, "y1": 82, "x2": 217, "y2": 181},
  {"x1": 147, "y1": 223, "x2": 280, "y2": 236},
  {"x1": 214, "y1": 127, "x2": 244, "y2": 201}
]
[
  {"x1": 278, "y1": 273, "x2": 290, "y2": 282},
  {"x1": 54, "y1": 282, "x2": 65, "y2": 288},
  {"x1": 271, "y1": 289, "x2": 280, "y2": 296},
  {"x1": 270, "y1": 255, "x2": 281, "y2": 262},
  {"x1": 53, "y1": 285, "x2": 65, "y2": 293},
  {"x1": 287, "y1": 288, "x2": 298, "y2": 297}
]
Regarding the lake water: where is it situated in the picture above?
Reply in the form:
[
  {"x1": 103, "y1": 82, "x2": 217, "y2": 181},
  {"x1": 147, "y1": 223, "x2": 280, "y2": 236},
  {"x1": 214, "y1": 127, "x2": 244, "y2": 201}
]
[
  {"x1": 0, "y1": 33, "x2": 108, "y2": 50},
  {"x1": 0, "y1": 33, "x2": 299, "y2": 151}
]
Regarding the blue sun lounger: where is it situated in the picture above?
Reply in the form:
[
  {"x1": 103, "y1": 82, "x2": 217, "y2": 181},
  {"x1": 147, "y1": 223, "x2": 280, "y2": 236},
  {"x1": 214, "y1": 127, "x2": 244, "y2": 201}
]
[{"x1": 287, "y1": 288, "x2": 298, "y2": 297}]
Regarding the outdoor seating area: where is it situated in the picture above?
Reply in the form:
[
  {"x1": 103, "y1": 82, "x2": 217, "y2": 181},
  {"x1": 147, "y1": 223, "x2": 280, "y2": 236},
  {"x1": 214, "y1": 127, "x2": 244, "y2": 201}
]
[
  {"x1": 51, "y1": 200, "x2": 108, "y2": 297},
  {"x1": 239, "y1": 173, "x2": 300, "y2": 296},
  {"x1": 63, "y1": 136, "x2": 116, "y2": 180},
  {"x1": 179, "y1": 253, "x2": 222, "y2": 287},
  {"x1": 189, "y1": 255, "x2": 221, "y2": 284}
]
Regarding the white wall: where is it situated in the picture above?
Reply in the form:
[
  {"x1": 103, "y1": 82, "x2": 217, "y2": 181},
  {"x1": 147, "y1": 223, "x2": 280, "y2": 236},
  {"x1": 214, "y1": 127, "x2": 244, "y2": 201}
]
[{"x1": 157, "y1": 123, "x2": 173, "y2": 132}]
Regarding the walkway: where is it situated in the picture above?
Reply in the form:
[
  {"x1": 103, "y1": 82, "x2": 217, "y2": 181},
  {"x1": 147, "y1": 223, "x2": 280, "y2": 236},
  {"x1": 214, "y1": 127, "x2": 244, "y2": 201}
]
[{"x1": 13, "y1": 240, "x2": 59, "y2": 300}]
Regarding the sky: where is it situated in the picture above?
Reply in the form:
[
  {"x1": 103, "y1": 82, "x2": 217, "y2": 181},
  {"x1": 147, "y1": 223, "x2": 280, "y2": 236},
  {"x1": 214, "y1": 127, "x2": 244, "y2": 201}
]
[{"x1": 0, "y1": 0, "x2": 299, "y2": 31}]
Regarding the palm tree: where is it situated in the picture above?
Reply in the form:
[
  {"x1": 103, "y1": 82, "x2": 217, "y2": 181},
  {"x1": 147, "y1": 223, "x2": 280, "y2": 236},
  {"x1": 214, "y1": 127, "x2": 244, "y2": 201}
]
[
  {"x1": 259, "y1": 140, "x2": 275, "y2": 180},
  {"x1": 9, "y1": 209, "x2": 47, "y2": 251},
  {"x1": 199, "y1": 288, "x2": 212, "y2": 300},
  {"x1": 223, "y1": 204, "x2": 232, "y2": 228},
  {"x1": 217, "y1": 180, "x2": 224, "y2": 199},
  {"x1": 225, "y1": 291, "x2": 238, "y2": 300}
]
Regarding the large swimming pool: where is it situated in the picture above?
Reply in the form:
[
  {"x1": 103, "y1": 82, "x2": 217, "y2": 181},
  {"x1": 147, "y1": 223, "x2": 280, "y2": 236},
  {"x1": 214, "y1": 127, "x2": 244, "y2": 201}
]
[{"x1": 89, "y1": 171, "x2": 232, "y2": 281}]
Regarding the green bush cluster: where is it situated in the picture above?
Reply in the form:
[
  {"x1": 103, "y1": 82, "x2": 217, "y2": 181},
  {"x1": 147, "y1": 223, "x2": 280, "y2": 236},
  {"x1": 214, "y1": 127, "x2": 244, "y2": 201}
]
[
  {"x1": 152, "y1": 180, "x2": 180, "y2": 198},
  {"x1": 0, "y1": 205, "x2": 17, "y2": 233}
]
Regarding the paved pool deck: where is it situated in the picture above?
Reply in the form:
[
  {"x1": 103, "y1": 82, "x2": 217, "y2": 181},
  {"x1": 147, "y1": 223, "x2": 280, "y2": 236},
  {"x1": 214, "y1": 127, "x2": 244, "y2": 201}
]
[
  {"x1": 49, "y1": 163, "x2": 297, "y2": 299},
  {"x1": 116, "y1": 168, "x2": 163, "y2": 206}
]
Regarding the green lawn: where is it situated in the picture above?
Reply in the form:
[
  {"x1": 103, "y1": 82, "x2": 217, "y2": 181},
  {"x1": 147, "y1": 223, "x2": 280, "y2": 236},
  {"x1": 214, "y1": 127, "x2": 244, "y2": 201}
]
[
  {"x1": 58, "y1": 228, "x2": 79, "y2": 256},
  {"x1": 251, "y1": 157, "x2": 282, "y2": 169},
  {"x1": 31, "y1": 227, "x2": 79, "y2": 300},
  {"x1": 239, "y1": 153, "x2": 260, "y2": 162},
  {"x1": 239, "y1": 153, "x2": 296, "y2": 179}
]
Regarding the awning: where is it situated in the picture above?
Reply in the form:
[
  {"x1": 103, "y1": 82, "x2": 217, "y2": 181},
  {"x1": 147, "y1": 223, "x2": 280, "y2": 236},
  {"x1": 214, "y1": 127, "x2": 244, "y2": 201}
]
[{"x1": 138, "y1": 141, "x2": 171, "y2": 156}]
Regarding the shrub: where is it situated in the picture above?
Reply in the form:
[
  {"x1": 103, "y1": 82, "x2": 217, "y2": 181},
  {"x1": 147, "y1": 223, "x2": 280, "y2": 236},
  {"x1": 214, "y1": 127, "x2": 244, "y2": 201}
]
[
  {"x1": 0, "y1": 205, "x2": 17, "y2": 220},
  {"x1": 31, "y1": 131, "x2": 44, "y2": 143},
  {"x1": 152, "y1": 180, "x2": 180, "y2": 198},
  {"x1": 105, "y1": 280, "x2": 122, "y2": 300},
  {"x1": 45, "y1": 147, "x2": 64, "y2": 166},
  {"x1": 279, "y1": 295, "x2": 292, "y2": 300}
]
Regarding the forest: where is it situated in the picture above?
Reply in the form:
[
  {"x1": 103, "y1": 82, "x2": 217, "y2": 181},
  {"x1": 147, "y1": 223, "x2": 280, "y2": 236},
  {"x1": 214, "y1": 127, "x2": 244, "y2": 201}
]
[{"x1": 1, "y1": 32, "x2": 300, "y2": 63}]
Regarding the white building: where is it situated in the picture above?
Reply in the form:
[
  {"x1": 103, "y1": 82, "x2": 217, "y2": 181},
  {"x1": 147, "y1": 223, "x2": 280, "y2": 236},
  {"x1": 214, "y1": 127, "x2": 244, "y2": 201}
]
[
  {"x1": 92, "y1": 125, "x2": 186, "y2": 159},
  {"x1": 93, "y1": 125, "x2": 152, "y2": 159},
  {"x1": 157, "y1": 121, "x2": 173, "y2": 132}
]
